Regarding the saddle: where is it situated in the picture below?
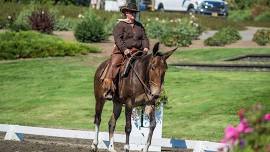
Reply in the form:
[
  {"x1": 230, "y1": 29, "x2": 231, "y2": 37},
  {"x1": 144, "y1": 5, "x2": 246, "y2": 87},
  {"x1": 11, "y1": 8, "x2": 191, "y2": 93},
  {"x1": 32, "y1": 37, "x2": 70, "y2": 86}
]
[{"x1": 100, "y1": 51, "x2": 146, "y2": 80}]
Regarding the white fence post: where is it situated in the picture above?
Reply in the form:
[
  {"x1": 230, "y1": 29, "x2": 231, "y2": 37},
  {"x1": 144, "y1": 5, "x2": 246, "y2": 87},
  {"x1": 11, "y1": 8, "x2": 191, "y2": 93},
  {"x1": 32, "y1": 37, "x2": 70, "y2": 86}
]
[
  {"x1": 4, "y1": 125, "x2": 24, "y2": 141},
  {"x1": 130, "y1": 103, "x2": 164, "y2": 151}
]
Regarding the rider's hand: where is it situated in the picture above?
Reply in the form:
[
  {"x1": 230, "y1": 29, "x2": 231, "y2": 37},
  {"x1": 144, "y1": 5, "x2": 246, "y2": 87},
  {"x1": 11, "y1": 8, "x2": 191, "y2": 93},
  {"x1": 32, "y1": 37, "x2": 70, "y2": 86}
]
[
  {"x1": 143, "y1": 48, "x2": 149, "y2": 52},
  {"x1": 124, "y1": 49, "x2": 131, "y2": 56}
]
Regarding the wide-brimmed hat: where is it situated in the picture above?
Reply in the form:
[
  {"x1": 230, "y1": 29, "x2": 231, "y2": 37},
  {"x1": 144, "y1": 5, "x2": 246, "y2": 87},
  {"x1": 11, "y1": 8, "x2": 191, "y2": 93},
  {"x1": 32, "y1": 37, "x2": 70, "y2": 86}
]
[{"x1": 120, "y1": 3, "x2": 139, "y2": 14}]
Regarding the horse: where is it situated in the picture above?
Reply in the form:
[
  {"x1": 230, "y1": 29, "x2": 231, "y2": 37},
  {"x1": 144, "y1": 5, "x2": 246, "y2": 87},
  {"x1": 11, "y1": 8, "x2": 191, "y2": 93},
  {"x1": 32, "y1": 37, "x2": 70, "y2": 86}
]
[{"x1": 91, "y1": 42, "x2": 176, "y2": 152}]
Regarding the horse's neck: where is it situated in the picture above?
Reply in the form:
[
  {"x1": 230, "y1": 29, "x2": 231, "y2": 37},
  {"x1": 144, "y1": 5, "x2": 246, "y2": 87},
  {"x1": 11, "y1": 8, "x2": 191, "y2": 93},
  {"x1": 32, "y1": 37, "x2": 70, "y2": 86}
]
[{"x1": 132, "y1": 55, "x2": 151, "y2": 84}]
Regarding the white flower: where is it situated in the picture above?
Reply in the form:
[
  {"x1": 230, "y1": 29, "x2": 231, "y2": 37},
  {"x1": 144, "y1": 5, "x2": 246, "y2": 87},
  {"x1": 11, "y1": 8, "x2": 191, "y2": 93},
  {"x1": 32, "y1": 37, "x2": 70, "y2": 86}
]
[
  {"x1": 61, "y1": 15, "x2": 65, "y2": 19},
  {"x1": 191, "y1": 15, "x2": 195, "y2": 18},
  {"x1": 189, "y1": 12, "x2": 193, "y2": 16},
  {"x1": 194, "y1": 23, "x2": 199, "y2": 27},
  {"x1": 189, "y1": 20, "x2": 194, "y2": 24},
  {"x1": 161, "y1": 19, "x2": 166, "y2": 23},
  {"x1": 170, "y1": 19, "x2": 174, "y2": 22},
  {"x1": 177, "y1": 18, "x2": 181, "y2": 22},
  {"x1": 155, "y1": 17, "x2": 159, "y2": 21},
  {"x1": 147, "y1": 18, "x2": 151, "y2": 22},
  {"x1": 78, "y1": 14, "x2": 84, "y2": 18},
  {"x1": 7, "y1": 16, "x2": 12, "y2": 20},
  {"x1": 41, "y1": 11, "x2": 45, "y2": 14}
]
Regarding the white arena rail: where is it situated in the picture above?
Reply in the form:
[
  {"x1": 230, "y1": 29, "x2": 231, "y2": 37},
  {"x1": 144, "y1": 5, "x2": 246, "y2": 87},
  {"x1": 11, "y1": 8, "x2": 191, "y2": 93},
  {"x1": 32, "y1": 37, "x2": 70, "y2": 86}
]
[{"x1": 0, "y1": 124, "x2": 225, "y2": 152}]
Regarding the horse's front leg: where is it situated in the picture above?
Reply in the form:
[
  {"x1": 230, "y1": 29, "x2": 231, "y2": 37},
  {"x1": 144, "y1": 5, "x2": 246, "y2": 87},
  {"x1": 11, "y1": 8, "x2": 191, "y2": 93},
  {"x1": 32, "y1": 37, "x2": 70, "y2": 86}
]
[
  {"x1": 143, "y1": 105, "x2": 156, "y2": 152},
  {"x1": 108, "y1": 102, "x2": 122, "y2": 152},
  {"x1": 124, "y1": 104, "x2": 132, "y2": 152},
  {"x1": 91, "y1": 97, "x2": 105, "y2": 152}
]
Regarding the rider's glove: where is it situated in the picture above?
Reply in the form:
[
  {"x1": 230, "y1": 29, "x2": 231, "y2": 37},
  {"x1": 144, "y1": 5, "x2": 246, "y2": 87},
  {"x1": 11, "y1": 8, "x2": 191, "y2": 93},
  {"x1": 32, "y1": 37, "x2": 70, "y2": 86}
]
[{"x1": 143, "y1": 48, "x2": 149, "y2": 52}]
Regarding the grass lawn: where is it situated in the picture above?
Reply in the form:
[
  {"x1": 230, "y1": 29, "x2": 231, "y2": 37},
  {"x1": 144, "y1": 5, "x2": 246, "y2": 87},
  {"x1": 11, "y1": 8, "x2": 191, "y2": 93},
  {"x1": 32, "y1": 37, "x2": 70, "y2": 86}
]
[{"x1": 0, "y1": 49, "x2": 270, "y2": 141}]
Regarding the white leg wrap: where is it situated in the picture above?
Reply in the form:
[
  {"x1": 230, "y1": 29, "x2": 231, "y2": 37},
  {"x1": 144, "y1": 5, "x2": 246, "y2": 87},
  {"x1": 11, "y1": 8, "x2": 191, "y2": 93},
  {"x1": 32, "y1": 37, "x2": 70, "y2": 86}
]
[
  {"x1": 108, "y1": 137, "x2": 116, "y2": 152},
  {"x1": 93, "y1": 124, "x2": 99, "y2": 145}
]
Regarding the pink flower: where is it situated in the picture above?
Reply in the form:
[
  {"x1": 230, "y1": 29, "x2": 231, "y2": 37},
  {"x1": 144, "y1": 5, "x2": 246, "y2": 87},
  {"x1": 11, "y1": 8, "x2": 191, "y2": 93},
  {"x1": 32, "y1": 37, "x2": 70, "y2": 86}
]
[
  {"x1": 264, "y1": 114, "x2": 270, "y2": 121},
  {"x1": 236, "y1": 119, "x2": 253, "y2": 133},
  {"x1": 222, "y1": 125, "x2": 239, "y2": 144}
]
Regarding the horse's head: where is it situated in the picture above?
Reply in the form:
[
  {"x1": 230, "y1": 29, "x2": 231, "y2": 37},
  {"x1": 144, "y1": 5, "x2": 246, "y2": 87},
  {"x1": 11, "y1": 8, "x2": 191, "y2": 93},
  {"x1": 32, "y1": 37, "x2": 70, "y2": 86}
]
[{"x1": 148, "y1": 42, "x2": 177, "y2": 99}]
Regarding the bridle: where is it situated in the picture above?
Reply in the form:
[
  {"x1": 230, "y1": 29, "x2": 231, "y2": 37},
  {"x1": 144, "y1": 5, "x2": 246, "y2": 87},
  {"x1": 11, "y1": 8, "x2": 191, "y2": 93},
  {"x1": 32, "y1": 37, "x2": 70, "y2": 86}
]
[{"x1": 128, "y1": 51, "x2": 160, "y2": 102}]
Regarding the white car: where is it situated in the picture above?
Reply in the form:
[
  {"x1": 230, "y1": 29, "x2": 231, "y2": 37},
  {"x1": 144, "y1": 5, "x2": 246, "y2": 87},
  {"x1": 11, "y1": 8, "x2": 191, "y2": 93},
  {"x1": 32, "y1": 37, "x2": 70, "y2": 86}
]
[{"x1": 153, "y1": 0, "x2": 228, "y2": 16}]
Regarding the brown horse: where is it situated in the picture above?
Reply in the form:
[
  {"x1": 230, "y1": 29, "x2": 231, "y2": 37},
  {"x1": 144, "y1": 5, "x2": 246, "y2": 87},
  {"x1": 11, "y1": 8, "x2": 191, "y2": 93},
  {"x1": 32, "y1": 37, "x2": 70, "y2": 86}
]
[{"x1": 91, "y1": 42, "x2": 176, "y2": 152}]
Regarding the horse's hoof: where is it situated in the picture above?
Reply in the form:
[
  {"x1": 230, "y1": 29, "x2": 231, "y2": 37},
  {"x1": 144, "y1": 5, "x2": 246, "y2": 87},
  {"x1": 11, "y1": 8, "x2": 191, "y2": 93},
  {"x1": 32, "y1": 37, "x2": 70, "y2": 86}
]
[
  {"x1": 108, "y1": 148, "x2": 117, "y2": 152},
  {"x1": 142, "y1": 147, "x2": 148, "y2": 152}
]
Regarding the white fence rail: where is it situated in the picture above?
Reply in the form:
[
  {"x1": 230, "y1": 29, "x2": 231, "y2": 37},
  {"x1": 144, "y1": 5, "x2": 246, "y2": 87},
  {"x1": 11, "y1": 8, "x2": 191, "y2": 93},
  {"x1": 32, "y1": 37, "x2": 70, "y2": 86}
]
[{"x1": 0, "y1": 124, "x2": 224, "y2": 152}]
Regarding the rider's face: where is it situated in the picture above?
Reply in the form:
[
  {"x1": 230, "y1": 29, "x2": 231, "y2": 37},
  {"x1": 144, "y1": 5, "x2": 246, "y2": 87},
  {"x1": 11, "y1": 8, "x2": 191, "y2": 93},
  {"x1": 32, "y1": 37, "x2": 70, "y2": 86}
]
[{"x1": 126, "y1": 11, "x2": 136, "y2": 21}]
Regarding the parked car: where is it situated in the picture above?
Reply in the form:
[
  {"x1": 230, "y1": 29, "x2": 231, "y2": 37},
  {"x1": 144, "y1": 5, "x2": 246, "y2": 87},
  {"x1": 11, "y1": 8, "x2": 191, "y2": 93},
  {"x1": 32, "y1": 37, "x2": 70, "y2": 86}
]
[
  {"x1": 196, "y1": 0, "x2": 228, "y2": 16},
  {"x1": 142, "y1": 0, "x2": 228, "y2": 16}
]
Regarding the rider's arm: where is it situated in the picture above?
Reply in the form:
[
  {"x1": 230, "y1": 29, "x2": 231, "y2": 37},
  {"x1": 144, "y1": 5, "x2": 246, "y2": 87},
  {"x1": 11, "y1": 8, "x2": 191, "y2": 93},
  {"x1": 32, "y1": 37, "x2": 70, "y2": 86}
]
[
  {"x1": 113, "y1": 22, "x2": 128, "y2": 54},
  {"x1": 141, "y1": 26, "x2": 149, "y2": 51}
]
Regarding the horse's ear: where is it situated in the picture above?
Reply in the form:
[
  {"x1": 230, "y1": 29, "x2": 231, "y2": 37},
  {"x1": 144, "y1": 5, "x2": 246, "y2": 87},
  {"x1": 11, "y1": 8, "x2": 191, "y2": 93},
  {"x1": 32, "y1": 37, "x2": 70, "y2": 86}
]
[
  {"x1": 152, "y1": 42, "x2": 160, "y2": 56},
  {"x1": 163, "y1": 47, "x2": 178, "y2": 60}
]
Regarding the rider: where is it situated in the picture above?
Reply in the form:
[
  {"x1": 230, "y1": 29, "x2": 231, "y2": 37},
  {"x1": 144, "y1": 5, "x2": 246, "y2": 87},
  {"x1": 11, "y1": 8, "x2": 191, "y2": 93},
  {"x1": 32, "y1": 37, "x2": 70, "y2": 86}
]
[{"x1": 102, "y1": 2, "x2": 150, "y2": 100}]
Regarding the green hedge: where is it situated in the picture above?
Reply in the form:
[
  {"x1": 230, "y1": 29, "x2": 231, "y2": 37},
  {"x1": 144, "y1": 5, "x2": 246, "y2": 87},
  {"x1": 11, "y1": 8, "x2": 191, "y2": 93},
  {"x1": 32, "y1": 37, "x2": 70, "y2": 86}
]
[
  {"x1": 204, "y1": 27, "x2": 241, "y2": 46},
  {"x1": 0, "y1": 31, "x2": 100, "y2": 60}
]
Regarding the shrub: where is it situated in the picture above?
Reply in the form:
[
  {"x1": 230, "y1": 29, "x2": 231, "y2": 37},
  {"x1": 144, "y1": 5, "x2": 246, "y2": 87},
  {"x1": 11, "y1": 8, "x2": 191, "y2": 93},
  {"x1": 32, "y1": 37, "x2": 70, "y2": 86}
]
[
  {"x1": 74, "y1": 10, "x2": 107, "y2": 43},
  {"x1": 252, "y1": 29, "x2": 270, "y2": 46},
  {"x1": 104, "y1": 14, "x2": 120, "y2": 36},
  {"x1": 54, "y1": 16, "x2": 77, "y2": 31},
  {"x1": 255, "y1": 11, "x2": 270, "y2": 22},
  {"x1": 28, "y1": 8, "x2": 55, "y2": 34},
  {"x1": 0, "y1": 19, "x2": 7, "y2": 29},
  {"x1": 2, "y1": 15, "x2": 15, "y2": 29},
  {"x1": 146, "y1": 16, "x2": 202, "y2": 47},
  {"x1": 0, "y1": 31, "x2": 100, "y2": 60},
  {"x1": 9, "y1": 8, "x2": 32, "y2": 31},
  {"x1": 220, "y1": 103, "x2": 270, "y2": 152},
  {"x1": 204, "y1": 27, "x2": 241, "y2": 46},
  {"x1": 228, "y1": 10, "x2": 253, "y2": 22},
  {"x1": 145, "y1": 18, "x2": 168, "y2": 39},
  {"x1": 251, "y1": 5, "x2": 268, "y2": 17}
]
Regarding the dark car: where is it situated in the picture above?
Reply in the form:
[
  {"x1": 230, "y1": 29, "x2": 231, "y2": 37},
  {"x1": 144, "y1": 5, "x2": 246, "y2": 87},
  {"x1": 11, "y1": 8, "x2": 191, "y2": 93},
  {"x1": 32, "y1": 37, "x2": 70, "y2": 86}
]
[{"x1": 196, "y1": 0, "x2": 228, "y2": 16}]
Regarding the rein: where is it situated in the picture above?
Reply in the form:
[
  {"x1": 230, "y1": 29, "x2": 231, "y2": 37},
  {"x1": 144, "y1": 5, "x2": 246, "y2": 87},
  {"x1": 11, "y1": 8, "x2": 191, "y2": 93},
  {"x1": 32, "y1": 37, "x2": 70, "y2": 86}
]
[{"x1": 127, "y1": 51, "x2": 154, "y2": 101}]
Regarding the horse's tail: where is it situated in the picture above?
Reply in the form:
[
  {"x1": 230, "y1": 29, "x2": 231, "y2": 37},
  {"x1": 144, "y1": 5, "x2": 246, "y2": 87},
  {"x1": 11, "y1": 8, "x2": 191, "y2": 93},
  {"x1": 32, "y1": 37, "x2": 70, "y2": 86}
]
[{"x1": 94, "y1": 60, "x2": 110, "y2": 97}]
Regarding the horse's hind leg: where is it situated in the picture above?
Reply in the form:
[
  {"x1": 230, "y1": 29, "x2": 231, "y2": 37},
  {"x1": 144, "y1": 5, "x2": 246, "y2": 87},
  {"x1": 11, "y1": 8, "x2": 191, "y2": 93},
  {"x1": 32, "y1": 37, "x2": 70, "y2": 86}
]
[
  {"x1": 91, "y1": 96, "x2": 105, "y2": 151},
  {"x1": 108, "y1": 102, "x2": 122, "y2": 152},
  {"x1": 143, "y1": 105, "x2": 156, "y2": 152}
]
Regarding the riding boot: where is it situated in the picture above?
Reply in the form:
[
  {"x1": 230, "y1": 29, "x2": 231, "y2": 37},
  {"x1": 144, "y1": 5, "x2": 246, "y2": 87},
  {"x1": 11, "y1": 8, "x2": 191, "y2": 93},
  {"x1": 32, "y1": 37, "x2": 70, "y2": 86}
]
[{"x1": 102, "y1": 78, "x2": 115, "y2": 100}]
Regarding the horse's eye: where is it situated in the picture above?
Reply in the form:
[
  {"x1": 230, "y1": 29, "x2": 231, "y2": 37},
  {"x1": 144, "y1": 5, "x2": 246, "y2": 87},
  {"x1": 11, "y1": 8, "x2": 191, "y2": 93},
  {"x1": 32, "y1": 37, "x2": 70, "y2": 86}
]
[{"x1": 151, "y1": 66, "x2": 155, "y2": 70}]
